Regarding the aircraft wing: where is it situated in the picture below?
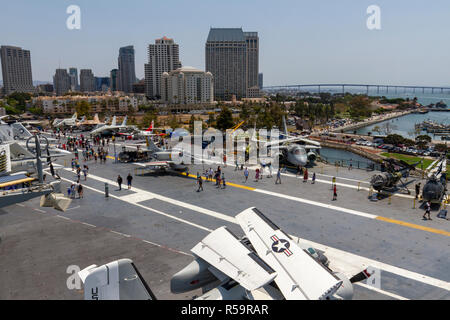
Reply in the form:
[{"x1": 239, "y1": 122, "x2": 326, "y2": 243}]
[
  {"x1": 258, "y1": 136, "x2": 317, "y2": 148},
  {"x1": 303, "y1": 144, "x2": 321, "y2": 150},
  {"x1": 235, "y1": 207, "x2": 342, "y2": 300},
  {"x1": 191, "y1": 226, "x2": 277, "y2": 291},
  {"x1": 134, "y1": 161, "x2": 171, "y2": 170}
]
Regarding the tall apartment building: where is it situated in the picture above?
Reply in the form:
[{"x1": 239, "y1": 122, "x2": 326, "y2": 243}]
[
  {"x1": 53, "y1": 69, "x2": 71, "y2": 96},
  {"x1": 118, "y1": 46, "x2": 136, "y2": 93},
  {"x1": 244, "y1": 32, "x2": 259, "y2": 89},
  {"x1": 69, "y1": 67, "x2": 79, "y2": 91},
  {"x1": 0, "y1": 45, "x2": 34, "y2": 95},
  {"x1": 95, "y1": 77, "x2": 110, "y2": 92},
  {"x1": 161, "y1": 66, "x2": 213, "y2": 105},
  {"x1": 205, "y1": 28, "x2": 259, "y2": 100},
  {"x1": 110, "y1": 69, "x2": 118, "y2": 91},
  {"x1": 144, "y1": 36, "x2": 181, "y2": 99},
  {"x1": 80, "y1": 69, "x2": 95, "y2": 92}
]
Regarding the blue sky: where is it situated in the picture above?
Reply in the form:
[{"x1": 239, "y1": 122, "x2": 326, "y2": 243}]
[{"x1": 1, "y1": 0, "x2": 450, "y2": 86}]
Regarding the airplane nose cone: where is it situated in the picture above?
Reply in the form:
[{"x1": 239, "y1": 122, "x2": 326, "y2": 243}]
[{"x1": 295, "y1": 155, "x2": 307, "y2": 166}]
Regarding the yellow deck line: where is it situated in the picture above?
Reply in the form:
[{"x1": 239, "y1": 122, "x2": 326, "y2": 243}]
[{"x1": 375, "y1": 216, "x2": 450, "y2": 237}]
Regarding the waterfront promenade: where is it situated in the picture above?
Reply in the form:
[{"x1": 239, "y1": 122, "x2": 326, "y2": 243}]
[{"x1": 330, "y1": 110, "x2": 412, "y2": 134}]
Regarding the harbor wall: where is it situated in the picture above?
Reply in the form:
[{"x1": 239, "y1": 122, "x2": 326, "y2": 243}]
[{"x1": 333, "y1": 111, "x2": 412, "y2": 133}]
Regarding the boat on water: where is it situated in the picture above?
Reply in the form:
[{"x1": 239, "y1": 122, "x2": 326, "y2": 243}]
[{"x1": 412, "y1": 109, "x2": 429, "y2": 114}]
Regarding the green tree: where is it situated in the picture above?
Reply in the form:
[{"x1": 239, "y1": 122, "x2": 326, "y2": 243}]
[
  {"x1": 75, "y1": 100, "x2": 91, "y2": 116},
  {"x1": 215, "y1": 106, "x2": 234, "y2": 131},
  {"x1": 208, "y1": 112, "x2": 216, "y2": 127}
]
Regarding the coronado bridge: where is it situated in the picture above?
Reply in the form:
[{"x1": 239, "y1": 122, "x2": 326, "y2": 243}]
[{"x1": 262, "y1": 84, "x2": 450, "y2": 95}]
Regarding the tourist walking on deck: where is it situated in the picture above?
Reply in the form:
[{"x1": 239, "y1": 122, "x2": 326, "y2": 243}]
[
  {"x1": 78, "y1": 184, "x2": 84, "y2": 199},
  {"x1": 222, "y1": 173, "x2": 226, "y2": 189},
  {"x1": 117, "y1": 175, "x2": 123, "y2": 191},
  {"x1": 255, "y1": 168, "x2": 260, "y2": 182},
  {"x1": 275, "y1": 168, "x2": 282, "y2": 184},
  {"x1": 82, "y1": 165, "x2": 88, "y2": 181},
  {"x1": 423, "y1": 201, "x2": 432, "y2": 220},
  {"x1": 244, "y1": 167, "x2": 249, "y2": 182},
  {"x1": 415, "y1": 183, "x2": 421, "y2": 199},
  {"x1": 312, "y1": 172, "x2": 316, "y2": 184},
  {"x1": 332, "y1": 184, "x2": 337, "y2": 201},
  {"x1": 127, "y1": 173, "x2": 133, "y2": 190},
  {"x1": 70, "y1": 184, "x2": 76, "y2": 199},
  {"x1": 208, "y1": 168, "x2": 213, "y2": 181},
  {"x1": 197, "y1": 173, "x2": 203, "y2": 192},
  {"x1": 303, "y1": 168, "x2": 308, "y2": 183}
]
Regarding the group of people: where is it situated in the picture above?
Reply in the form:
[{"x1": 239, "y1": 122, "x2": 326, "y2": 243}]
[
  {"x1": 68, "y1": 182, "x2": 83, "y2": 199},
  {"x1": 117, "y1": 174, "x2": 133, "y2": 191},
  {"x1": 196, "y1": 166, "x2": 226, "y2": 192}
]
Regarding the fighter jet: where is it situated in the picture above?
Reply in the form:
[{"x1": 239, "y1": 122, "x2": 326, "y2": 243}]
[
  {"x1": 90, "y1": 116, "x2": 136, "y2": 137},
  {"x1": 130, "y1": 137, "x2": 189, "y2": 172},
  {"x1": 117, "y1": 120, "x2": 166, "y2": 140},
  {"x1": 422, "y1": 156, "x2": 447, "y2": 204},
  {"x1": 76, "y1": 113, "x2": 104, "y2": 131},
  {"x1": 77, "y1": 207, "x2": 373, "y2": 300},
  {"x1": 53, "y1": 113, "x2": 79, "y2": 128}
]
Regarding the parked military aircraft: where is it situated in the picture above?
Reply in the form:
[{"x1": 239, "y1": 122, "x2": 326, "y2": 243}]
[
  {"x1": 422, "y1": 156, "x2": 447, "y2": 204},
  {"x1": 53, "y1": 113, "x2": 79, "y2": 128},
  {"x1": 250, "y1": 116, "x2": 321, "y2": 167},
  {"x1": 117, "y1": 121, "x2": 166, "y2": 140},
  {"x1": 77, "y1": 207, "x2": 373, "y2": 300},
  {"x1": 370, "y1": 158, "x2": 418, "y2": 194},
  {"x1": 0, "y1": 138, "x2": 71, "y2": 211},
  {"x1": 90, "y1": 116, "x2": 135, "y2": 137}
]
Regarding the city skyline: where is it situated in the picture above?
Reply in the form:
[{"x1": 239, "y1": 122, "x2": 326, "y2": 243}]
[{"x1": 1, "y1": 0, "x2": 450, "y2": 86}]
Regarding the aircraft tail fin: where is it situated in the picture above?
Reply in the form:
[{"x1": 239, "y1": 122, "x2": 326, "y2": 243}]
[
  {"x1": 78, "y1": 258, "x2": 157, "y2": 300},
  {"x1": 145, "y1": 120, "x2": 154, "y2": 132},
  {"x1": 146, "y1": 137, "x2": 161, "y2": 152},
  {"x1": 111, "y1": 116, "x2": 117, "y2": 127},
  {"x1": 121, "y1": 116, "x2": 127, "y2": 127},
  {"x1": 11, "y1": 122, "x2": 32, "y2": 139}
]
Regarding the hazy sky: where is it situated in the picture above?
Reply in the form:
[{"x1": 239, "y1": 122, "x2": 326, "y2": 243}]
[{"x1": 1, "y1": 0, "x2": 450, "y2": 86}]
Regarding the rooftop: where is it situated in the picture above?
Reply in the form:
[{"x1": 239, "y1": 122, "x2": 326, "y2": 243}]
[{"x1": 206, "y1": 28, "x2": 245, "y2": 42}]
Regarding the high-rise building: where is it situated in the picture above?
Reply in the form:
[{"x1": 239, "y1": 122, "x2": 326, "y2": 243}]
[
  {"x1": 94, "y1": 77, "x2": 110, "y2": 92},
  {"x1": 205, "y1": 28, "x2": 259, "y2": 100},
  {"x1": 161, "y1": 66, "x2": 213, "y2": 105},
  {"x1": 37, "y1": 83, "x2": 54, "y2": 95},
  {"x1": 80, "y1": 69, "x2": 95, "y2": 92},
  {"x1": 0, "y1": 45, "x2": 34, "y2": 95},
  {"x1": 118, "y1": 46, "x2": 136, "y2": 93},
  {"x1": 53, "y1": 69, "x2": 71, "y2": 96},
  {"x1": 258, "y1": 73, "x2": 263, "y2": 90},
  {"x1": 69, "y1": 67, "x2": 79, "y2": 91},
  {"x1": 144, "y1": 36, "x2": 182, "y2": 99},
  {"x1": 110, "y1": 69, "x2": 118, "y2": 92},
  {"x1": 244, "y1": 32, "x2": 259, "y2": 89}
]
